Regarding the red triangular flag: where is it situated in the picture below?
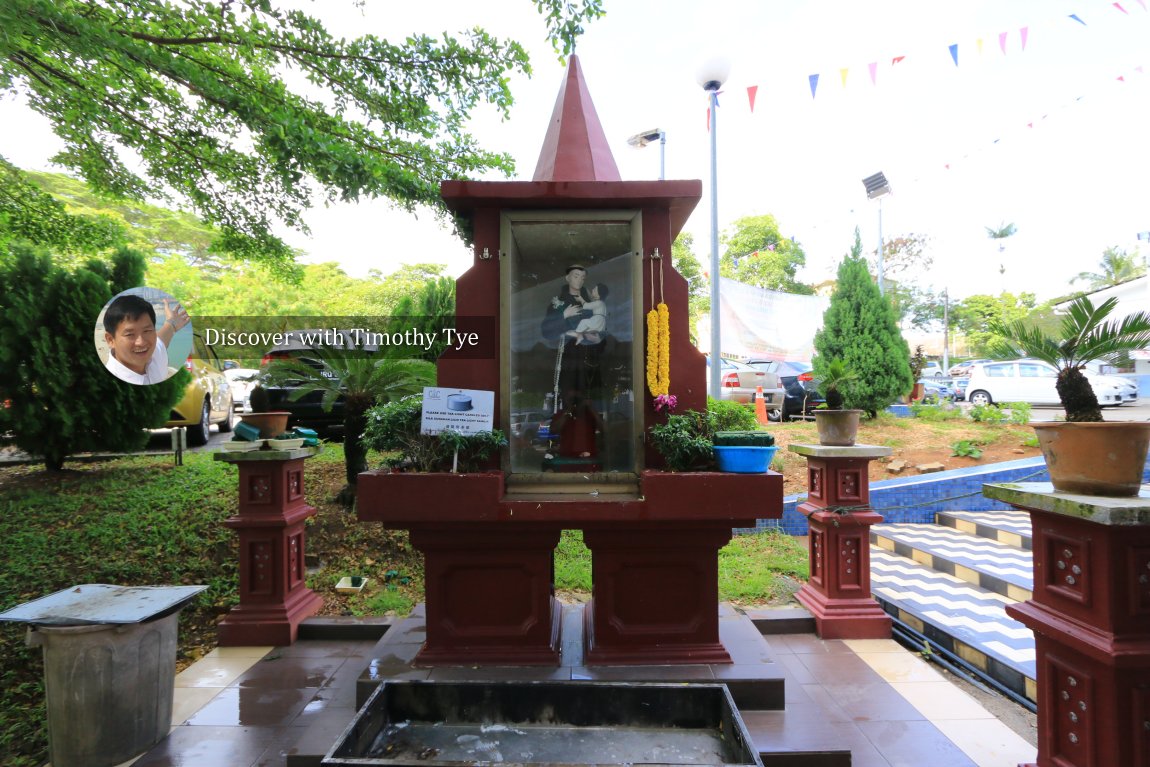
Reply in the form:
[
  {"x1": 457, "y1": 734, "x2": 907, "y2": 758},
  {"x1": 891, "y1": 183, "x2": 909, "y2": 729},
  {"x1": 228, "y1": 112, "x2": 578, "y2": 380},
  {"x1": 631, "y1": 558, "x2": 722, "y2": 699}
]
[
  {"x1": 747, "y1": 85, "x2": 758, "y2": 112},
  {"x1": 1118, "y1": 75, "x2": 1127, "y2": 82},
  {"x1": 999, "y1": 31, "x2": 1008, "y2": 53},
  {"x1": 1137, "y1": 0, "x2": 1147, "y2": 9},
  {"x1": 1115, "y1": 2, "x2": 1130, "y2": 13},
  {"x1": 1020, "y1": 26, "x2": 1029, "y2": 50},
  {"x1": 891, "y1": 55, "x2": 905, "y2": 66},
  {"x1": 706, "y1": 107, "x2": 710, "y2": 132},
  {"x1": 868, "y1": 61, "x2": 878, "y2": 84}
]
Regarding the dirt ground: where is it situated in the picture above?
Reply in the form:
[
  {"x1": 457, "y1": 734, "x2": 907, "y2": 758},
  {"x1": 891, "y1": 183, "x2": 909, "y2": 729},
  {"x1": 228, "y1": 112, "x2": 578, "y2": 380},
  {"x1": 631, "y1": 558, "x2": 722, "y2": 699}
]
[{"x1": 767, "y1": 417, "x2": 1042, "y2": 496}]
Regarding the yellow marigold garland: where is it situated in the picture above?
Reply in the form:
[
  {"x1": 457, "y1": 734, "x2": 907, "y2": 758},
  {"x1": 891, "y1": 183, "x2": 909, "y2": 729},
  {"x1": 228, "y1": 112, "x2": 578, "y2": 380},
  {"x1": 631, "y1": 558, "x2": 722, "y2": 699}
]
[{"x1": 646, "y1": 254, "x2": 671, "y2": 399}]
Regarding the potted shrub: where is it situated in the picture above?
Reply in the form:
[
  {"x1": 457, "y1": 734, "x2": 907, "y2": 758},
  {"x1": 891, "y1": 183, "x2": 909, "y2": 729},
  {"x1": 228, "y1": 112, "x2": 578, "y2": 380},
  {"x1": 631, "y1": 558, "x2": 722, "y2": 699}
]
[
  {"x1": 237, "y1": 384, "x2": 292, "y2": 438},
  {"x1": 712, "y1": 430, "x2": 777, "y2": 473},
  {"x1": 992, "y1": 295, "x2": 1150, "y2": 496},
  {"x1": 812, "y1": 358, "x2": 863, "y2": 446},
  {"x1": 908, "y1": 345, "x2": 927, "y2": 402},
  {"x1": 647, "y1": 398, "x2": 759, "y2": 472}
]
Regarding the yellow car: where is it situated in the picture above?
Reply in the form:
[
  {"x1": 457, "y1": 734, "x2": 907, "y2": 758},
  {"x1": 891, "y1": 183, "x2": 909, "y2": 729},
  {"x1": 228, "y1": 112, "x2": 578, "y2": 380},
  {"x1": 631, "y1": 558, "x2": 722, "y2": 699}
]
[{"x1": 166, "y1": 335, "x2": 235, "y2": 445}]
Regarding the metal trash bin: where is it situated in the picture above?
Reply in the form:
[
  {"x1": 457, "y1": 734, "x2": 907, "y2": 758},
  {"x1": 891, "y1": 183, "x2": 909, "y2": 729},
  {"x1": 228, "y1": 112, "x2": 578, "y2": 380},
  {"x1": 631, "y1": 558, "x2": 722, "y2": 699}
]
[{"x1": 0, "y1": 584, "x2": 206, "y2": 767}]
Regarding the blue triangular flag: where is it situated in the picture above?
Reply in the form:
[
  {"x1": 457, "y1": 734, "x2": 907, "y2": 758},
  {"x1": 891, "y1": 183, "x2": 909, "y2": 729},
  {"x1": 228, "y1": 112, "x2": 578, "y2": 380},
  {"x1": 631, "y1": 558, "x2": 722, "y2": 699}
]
[
  {"x1": 809, "y1": 73, "x2": 819, "y2": 98},
  {"x1": 949, "y1": 43, "x2": 959, "y2": 66},
  {"x1": 1069, "y1": 13, "x2": 1086, "y2": 24}
]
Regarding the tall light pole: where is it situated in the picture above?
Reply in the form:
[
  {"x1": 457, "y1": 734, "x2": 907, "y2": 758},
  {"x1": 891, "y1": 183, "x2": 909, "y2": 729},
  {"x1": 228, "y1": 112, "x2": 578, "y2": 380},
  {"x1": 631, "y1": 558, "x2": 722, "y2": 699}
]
[
  {"x1": 862, "y1": 172, "x2": 892, "y2": 295},
  {"x1": 697, "y1": 58, "x2": 730, "y2": 399},
  {"x1": 627, "y1": 128, "x2": 666, "y2": 180}
]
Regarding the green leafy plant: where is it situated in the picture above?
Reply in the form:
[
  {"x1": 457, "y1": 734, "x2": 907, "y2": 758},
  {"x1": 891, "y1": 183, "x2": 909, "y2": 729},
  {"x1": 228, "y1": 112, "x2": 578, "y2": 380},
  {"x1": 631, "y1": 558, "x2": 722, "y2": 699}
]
[
  {"x1": 968, "y1": 403, "x2": 1007, "y2": 423},
  {"x1": 951, "y1": 439, "x2": 984, "y2": 458},
  {"x1": 909, "y1": 401, "x2": 964, "y2": 421},
  {"x1": 713, "y1": 431, "x2": 776, "y2": 447},
  {"x1": 706, "y1": 397, "x2": 759, "y2": 431},
  {"x1": 909, "y1": 344, "x2": 927, "y2": 380},
  {"x1": 991, "y1": 294, "x2": 1150, "y2": 422},
  {"x1": 1003, "y1": 401, "x2": 1032, "y2": 424},
  {"x1": 1021, "y1": 433, "x2": 1041, "y2": 448},
  {"x1": 816, "y1": 357, "x2": 858, "y2": 410},
  {"x1": 362, "y1": 396, "x2": 506, "y2": 473},
  {"x1": 649, "y1": 411, "x2": 716, "y2": 472}
]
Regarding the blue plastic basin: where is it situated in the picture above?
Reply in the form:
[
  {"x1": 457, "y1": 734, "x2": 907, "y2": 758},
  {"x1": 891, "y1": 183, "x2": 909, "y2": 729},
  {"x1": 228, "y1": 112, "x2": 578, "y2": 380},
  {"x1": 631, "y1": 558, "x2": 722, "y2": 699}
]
[{"x1": 713, "y1": 445, "x2": 777, "y2": 473}]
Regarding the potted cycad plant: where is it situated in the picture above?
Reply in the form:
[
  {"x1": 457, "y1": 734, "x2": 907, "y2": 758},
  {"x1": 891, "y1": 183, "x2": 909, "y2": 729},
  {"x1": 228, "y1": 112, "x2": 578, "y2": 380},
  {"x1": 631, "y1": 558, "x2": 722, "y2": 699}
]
[
  {"x1": 992, "y1": 294, "x2": 1150, "y2": 496},
  {"x1": 813, "y1": 358, "x2": 862, "y2": 446}
]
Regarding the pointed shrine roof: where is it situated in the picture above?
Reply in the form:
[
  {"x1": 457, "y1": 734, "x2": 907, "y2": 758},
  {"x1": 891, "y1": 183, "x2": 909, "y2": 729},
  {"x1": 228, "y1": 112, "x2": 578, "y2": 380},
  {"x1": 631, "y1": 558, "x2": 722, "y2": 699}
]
[{"x1": 532, "y1": 55, "x2": 620, "y2": 182}]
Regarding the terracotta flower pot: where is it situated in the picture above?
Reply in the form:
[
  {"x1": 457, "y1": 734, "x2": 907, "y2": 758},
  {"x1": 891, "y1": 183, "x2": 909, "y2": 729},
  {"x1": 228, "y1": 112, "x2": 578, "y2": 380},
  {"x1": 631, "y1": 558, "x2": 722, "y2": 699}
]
[
  {"x1": 1032, "y1": 421, "x2": 1150, "y2": 496},
  {"x1": 238, "y1": 411, "x2": 291, "y2": 439},
  {"x1": 814, "y1": 409, "x2": 863, "y2": 446}
]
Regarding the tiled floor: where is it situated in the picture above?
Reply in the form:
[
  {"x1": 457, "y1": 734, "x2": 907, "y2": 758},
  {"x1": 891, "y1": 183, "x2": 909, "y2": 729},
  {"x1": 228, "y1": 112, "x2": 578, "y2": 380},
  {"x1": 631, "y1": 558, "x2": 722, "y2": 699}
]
[{"x1": 107, "y1": 607, "x2": 1036, "y2": 767}]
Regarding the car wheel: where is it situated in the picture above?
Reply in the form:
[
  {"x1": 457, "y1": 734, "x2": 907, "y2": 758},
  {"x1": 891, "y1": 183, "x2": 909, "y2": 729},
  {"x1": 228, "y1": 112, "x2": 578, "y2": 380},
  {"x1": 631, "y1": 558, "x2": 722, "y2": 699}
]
[
  {"x1": 766, "y1": 407, "x2": 782, "y2": 422},
  {"x1": 187, "y1": 398, "x2": 211, "y2": 446},
  {"x1": 218, "y1": 395, "x2": 235, "y2": 433},
  {"x1": 968, "y1": 390, "x2": 993, "y2": 407}
]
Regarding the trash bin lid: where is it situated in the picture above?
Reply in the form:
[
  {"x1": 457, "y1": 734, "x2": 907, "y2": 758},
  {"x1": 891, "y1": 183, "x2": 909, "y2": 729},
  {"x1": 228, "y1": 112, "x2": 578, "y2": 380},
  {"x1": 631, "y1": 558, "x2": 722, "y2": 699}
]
[{"x1": 0, "y1": 584, "x2": 208, "y2": 626}]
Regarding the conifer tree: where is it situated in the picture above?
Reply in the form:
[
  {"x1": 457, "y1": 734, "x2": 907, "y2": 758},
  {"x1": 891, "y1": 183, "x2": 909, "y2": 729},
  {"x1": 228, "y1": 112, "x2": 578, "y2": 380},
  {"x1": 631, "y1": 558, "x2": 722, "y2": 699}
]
[
  {"x1": 0, "y1": 243, "x2": 185, "y2": 470},
  {"x1": 813, "y1": 229, "x2": 913, "y2": 416}
]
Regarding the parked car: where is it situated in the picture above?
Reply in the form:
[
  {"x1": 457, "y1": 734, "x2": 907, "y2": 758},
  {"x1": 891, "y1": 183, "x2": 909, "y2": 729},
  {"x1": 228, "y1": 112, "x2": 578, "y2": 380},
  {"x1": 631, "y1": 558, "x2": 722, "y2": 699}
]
[
  {"x1": 510, "y1": 409, "x2": 554, "y2": 445},
  {"x1": 165, "y1": 334, "x2": 234, "y2": 445},
  {"x1": 964, "y1": 360, "x2": 1126, "y2": 408},
  {"x1": 947, "y1": 358, "x2": 992, "y2": 377},
  {"x1": 1082, "y1": 369, "x2": 1138, "y2": 404},
  {"x1": 918, "y1": 378, "x2": 952, "y2": 402},
  {"x1": 704, "y1": 356, "x2": 784, "y2": 412},
  {"x1": 952, "y1": 376, "x2": 969, "y2": 401},
  {"x1": 746, "y1": 359, "x2": 824, "y2": 420},
  {"x1": 223, "y1": 367, "x2": 259, "y2": 411},
  {"x1": 921, "y1": 362, "x2": 944, "y2": 378}
]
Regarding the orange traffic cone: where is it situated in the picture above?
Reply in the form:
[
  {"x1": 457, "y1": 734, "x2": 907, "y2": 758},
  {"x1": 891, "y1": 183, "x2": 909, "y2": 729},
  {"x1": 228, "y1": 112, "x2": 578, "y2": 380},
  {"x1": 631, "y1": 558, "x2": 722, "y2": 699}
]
[{"x1": 754, "y1": 385, "x2": 769, "y2": 426}]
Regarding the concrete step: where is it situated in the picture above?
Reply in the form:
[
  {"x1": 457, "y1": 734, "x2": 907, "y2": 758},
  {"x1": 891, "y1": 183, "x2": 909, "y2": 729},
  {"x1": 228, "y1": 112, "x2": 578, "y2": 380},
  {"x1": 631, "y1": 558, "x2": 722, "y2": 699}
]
[
  {"x1": 870, "y1": 546, "x2": 1037, "y2": 703},
  {"x1": 871, "y1": 522, "x2": 1033, "y2": 602},
  {"x1": 936, "y1": 509, "x2": 1033, "y2": 550}
]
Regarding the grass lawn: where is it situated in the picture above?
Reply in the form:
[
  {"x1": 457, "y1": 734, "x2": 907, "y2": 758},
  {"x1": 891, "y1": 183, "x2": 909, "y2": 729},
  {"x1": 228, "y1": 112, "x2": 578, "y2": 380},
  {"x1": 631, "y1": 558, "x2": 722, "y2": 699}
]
[{"x1": 0, "y1": 444, "x2": 806, "y2": 767}]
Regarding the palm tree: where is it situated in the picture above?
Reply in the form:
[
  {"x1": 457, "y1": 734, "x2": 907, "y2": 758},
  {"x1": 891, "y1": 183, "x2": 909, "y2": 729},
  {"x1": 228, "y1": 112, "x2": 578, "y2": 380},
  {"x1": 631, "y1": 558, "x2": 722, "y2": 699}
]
[
  {"x1": 991, "y1": 295, "x2": 1150, "y2": 421},
  {"x1": 985, "y1": 221, "x2": 1017, "y2": 289},
  {"x1": 261, "y1": 348, "x2": 435, "y2": 500},
  {"x1": 1073, "y1": 246, "x2": 1147, "y2": 291}
]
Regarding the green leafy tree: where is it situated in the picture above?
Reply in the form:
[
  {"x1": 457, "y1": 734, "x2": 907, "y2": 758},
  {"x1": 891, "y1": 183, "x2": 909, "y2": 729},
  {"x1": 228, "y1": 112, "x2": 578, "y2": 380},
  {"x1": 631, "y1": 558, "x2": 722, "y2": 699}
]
[
  {"x1": 0, "y1": 0, "x2": 603, "y2": 274},
  {"x1": 985, "y1": 221, "x2": 1017, "y2": 286},
  {"x1": 672, "y1": 233, "x2": 707, "y2": 342},
  {"x1": 719, "y1": 214, "x2": 813, "y2": 294},
  {"x1": 951, "y1": 292, "x2": 1045, "y2": 356},
  {"x1": 260, "y1": 351, "x2": 435, "y2": 499},
  {"x1": 0, "y1": 159, "x2": 125, "y2": 256},
  {"x1": 0, "y1": 242, "x2": 185, "y2": 470},
  {"x1": 813, "y1": 229, "x2": 912, "y2": 416},
  {"x1": 1073, "y1": 246, "x2": 1147, "y2": 291},
  {"x1": 389, "y1": 276, "x2": 457, "y2": 361}
]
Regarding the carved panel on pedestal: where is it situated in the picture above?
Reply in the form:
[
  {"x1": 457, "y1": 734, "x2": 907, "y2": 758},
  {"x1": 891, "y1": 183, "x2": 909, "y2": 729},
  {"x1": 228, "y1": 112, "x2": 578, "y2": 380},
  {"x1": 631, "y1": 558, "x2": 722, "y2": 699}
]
[
  {"x1": 1049, "y1": 657, "x2": 1093, "y2": 767},
  {"x1": 837, "y1": 469, "x2": 863, "y2": 504},
  {"x1": 810, "y1": 528, "x2": 825, "y2": 586},
  {"x1": 248, "y1": 540, "x2": 274, "y2": 595},
  {"x1": 1135, "y1": 684, "x2": 1150, "y2": 767},
  {"x1": 288, "y1": 532, "x2": 304, "y2": 588},
  {"x1": 1046, "y1": 533, "x2": 1091, "y2": 607},
  {"x1": 247, "y1": 473, "x2": 273, "y2": 505},
  {"x1": 840, "y1": 536, "x2": 862, "y2": 590},
  {"x1": 287, "y1": 469, "x2": 303, "y2": 502},
  {"x1": 1130, "y1": 547, "x2": 1150, "y2": 617},
  {"x1": 808, "y1": 465, "x2": 824, "y2": 502}
]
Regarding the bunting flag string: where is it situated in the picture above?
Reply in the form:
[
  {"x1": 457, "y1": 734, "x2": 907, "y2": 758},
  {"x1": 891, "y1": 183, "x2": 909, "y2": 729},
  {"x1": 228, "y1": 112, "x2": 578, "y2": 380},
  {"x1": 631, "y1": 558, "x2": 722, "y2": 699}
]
[
  {"x1": 747, "y1": 85, "x2": 758, "y2": 112},
  {"x1": 726, "y1": 3, "x2": 1145, "y2": 105}
]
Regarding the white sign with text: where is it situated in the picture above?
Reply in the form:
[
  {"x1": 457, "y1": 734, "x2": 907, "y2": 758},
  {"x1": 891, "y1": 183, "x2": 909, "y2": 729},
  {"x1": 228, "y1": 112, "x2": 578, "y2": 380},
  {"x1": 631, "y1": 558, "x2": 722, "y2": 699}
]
[{"x1": 420, "y1": 387, "x2": 495, "y2": 435}]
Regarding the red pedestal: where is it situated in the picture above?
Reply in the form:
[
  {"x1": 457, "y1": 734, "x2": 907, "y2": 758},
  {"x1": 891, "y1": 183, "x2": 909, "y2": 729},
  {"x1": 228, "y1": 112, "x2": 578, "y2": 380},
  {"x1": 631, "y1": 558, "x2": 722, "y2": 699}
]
[
  {"x1": 985, "y1": 482, "x2": 1150, "y2": 767},
  {"x1": 358, "y1": 469, "x2": 778, "y2": 666},
  {"x1": 790, "y1": 445, "x2": 892, "y2": 640},
  {"x1": 214, "y1": 451, "x2": 324, "y2": 646}
]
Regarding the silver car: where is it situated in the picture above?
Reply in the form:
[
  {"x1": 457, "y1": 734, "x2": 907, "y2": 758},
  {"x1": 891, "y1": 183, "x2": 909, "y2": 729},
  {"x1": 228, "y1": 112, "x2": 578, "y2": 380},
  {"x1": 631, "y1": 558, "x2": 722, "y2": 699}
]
[{"x1": 704, "y1": 356, "x2": 784, "y2": 413}]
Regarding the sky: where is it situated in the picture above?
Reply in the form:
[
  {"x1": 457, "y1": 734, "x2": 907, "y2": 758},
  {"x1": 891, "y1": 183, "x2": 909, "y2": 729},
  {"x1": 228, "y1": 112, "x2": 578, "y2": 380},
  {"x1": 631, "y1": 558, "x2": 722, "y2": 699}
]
[{"x1": 3, "y1": 0, "x2": 1150, "y2": 302}]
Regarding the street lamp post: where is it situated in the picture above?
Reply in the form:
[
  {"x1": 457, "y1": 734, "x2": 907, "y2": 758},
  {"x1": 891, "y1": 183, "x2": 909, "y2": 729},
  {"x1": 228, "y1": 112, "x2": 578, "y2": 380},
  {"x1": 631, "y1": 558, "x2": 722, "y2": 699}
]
[
  {"x1": 627, "y1": 128, "x2": 666, "y2": 180},
  {"x1": 697, "y1": 58, "x2": 730, "y2": 400},
  {"x1": 862, "y1": 172, "x2": 892, "y2": 295}
]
